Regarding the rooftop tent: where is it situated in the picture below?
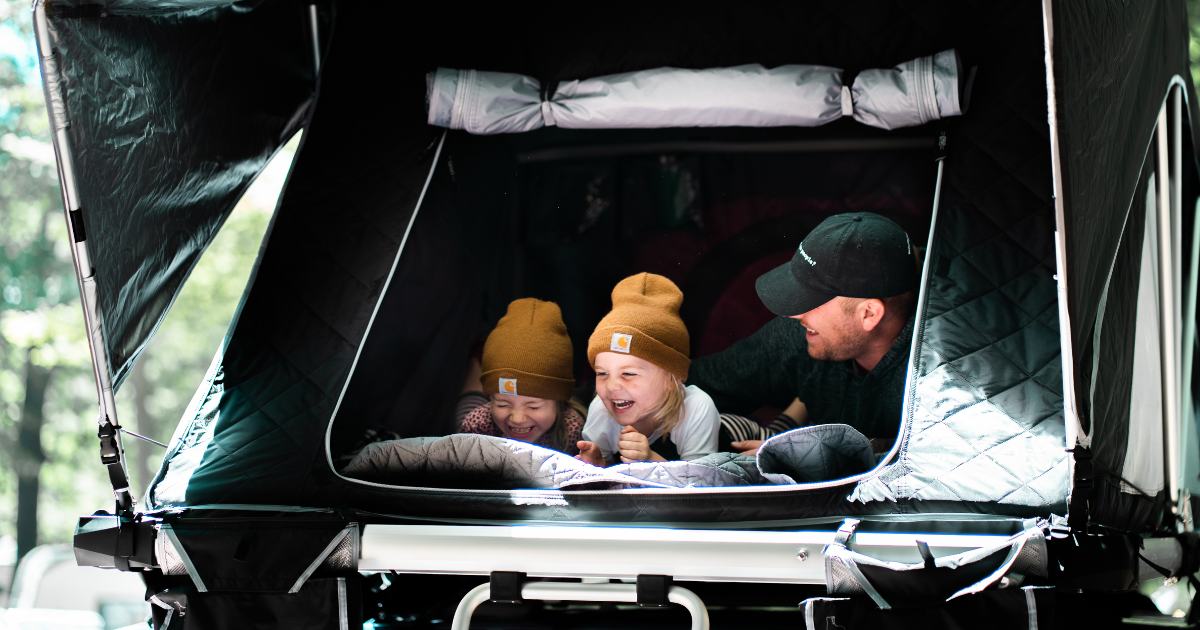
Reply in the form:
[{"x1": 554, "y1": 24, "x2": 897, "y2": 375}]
[
  {"x1": 36, "y1": 0, "x2": 1198, "y2": 539},
  {"x1": 34, "y1": 0, "x2": 323, "y2": 512},
  {"x1": 142, "y1": 0, "x2": 1076, "y2": 522}
]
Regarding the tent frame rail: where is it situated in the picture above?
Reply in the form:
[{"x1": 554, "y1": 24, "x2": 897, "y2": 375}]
[
  {"x1": 358, "y1": 523, "x2": 1011, "y2": 585},
  {"x1": 32, "y1": 0, "x2": 134, "y2": 519}
]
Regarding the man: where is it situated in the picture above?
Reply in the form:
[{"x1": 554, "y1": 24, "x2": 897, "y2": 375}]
[{"x1": 688, "y1": 211, "x2": 918, "y2": 453}]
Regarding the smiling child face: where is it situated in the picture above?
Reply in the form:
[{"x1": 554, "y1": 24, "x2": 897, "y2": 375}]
[
  {"x1": 592, "y1": 352, "x2": 672, "y2": 428},
  {"x1": 490, "y1": 394, "x2": 557, "y2": 442}
]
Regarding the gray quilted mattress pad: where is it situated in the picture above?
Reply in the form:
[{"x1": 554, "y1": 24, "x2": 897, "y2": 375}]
[{"x1": 341, "y1": 423, "x2": 876, "y2": 490}]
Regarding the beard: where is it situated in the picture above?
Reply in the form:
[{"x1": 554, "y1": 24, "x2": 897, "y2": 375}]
[{"x1": 806, "y1": 323, "x2": 870, "y2": 362}]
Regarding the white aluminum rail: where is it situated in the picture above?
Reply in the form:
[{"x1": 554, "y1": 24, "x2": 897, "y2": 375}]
[
  {"x1": 359, "y1": 524, "x2": 1009, "y2": 585},
  {"x1": 452, "y1": 582, "x2": 710, "y2": 630}
]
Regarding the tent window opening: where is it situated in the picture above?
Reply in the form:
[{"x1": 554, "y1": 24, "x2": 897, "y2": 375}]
[
  {"x1": 123, "y1": 130, "x2": 302, "y2": 495},
  {"x1": 328, "y1": 125, "x2": 938, "y2": 491}
]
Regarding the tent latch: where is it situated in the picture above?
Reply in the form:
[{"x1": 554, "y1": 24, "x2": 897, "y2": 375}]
[
  {"x1": 636, "y1": 574, "x2": 673, "y2": 607},
  {"x1": 488, "y1": 571, "x2": 526, "y2": 604}
]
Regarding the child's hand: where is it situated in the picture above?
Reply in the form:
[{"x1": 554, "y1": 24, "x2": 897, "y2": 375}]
[
  {"x1": 617, "y1": 425, "x2": 660, "y2": 463},
  {"x1": 576, "y1": 441, "x2": 605, "y2": 466},
  {"x1": 730, "y1": 439, "x2": 764, "y2": 456}
]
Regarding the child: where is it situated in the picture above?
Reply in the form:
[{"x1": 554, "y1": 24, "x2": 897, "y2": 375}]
[
  {"x1": 576, "y1": 273, "x2": 719, "y2": 465},
  {"x1": 457, "y1": 298, "x2": 584, "y2": 454},
  {"x1": 719, "y1": 397, "x2": 808, "y2": 454}
]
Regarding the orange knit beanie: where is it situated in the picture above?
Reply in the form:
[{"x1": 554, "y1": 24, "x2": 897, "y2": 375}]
[
  {"x1": 481, "y1": 298, "x2": 575, "y2": 401},
  {"x1": 587, "y1": 273, "x2": 690, "y2": 381}
]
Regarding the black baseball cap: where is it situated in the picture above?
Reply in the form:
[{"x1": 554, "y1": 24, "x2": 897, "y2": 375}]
[{"x1": 755, "y1": 212, "x2": 918, "y2": 317}]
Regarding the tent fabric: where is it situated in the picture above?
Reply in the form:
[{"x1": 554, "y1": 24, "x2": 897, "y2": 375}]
[
  {"x1": 340, "y1": 426, "x2": 872, "y2": 490},
  {"x1": 799, "y1": 587, "x2": 1055, "y2": 629},
  {"x1": 849, "y1": 12, "x2": 1067, "y2": 510},
  {"x1": 823, "y1": 520, "x2": 1047, "y2": 606},
  {"x1": 42, "y1": 0, "x2": 318, "y2": 388},
  {"x1": 1053, "y1": 0, "x2": 1200, "y2": 530},
  {"x1": 426, "y1": 50, "x2": 962, "y2": 134},
  {"x1": 1082, "y1": 163, "x2": 1173, "y2": 531},
  {"x1": 1122, "y1": 179, "x2": 1166, "y2": 498}
]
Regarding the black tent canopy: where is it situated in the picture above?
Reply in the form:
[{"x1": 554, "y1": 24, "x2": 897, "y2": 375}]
[
  {"x1": 36, "y1": 1, "x2": 1200, "y2": 623},
  {"x1": 37, "y1": 0, "x2": 1198, "y2": 527}
]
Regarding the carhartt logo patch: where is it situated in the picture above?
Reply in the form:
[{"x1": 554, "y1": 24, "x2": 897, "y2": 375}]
[
  {"x1": 797, "y1": 243, "x2": 816, "y2": 266},
  {"x1": 499, "y1": 378, "x2": 518, "y2": 395},
  {"x1": 610, "y1": 333, "x2": 632, "y2": 353}
]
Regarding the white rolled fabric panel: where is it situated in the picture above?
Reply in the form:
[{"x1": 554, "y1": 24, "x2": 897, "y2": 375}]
[
  {"x1": 427, "y1": 50, "x2": 962, "y2": 134},
  {"x1": 850, "y1": 49, "x2": 962, "y2": 131}
]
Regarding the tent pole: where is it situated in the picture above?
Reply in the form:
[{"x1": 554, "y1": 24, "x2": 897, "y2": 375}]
[
  {"x1": 324, "y1": 131, "x2": 447, "y2": 479},
  {"x1": 33, "y1": 1, "x2": 133, "y2": 516},
  {"x1": 1042, "y1": 0, "x2": 1083, "y2": 522},
  {"x1": 1183, "y1": 196, "x2": 1200, "y2": 517},
  {"x1": 897, "y1": 133, "x2": 946, "y2": 472},
  {"x1": 1157, "y1": 98, "x2": 1181, "y2": 525},
  {"x1": 308, "y1": 3, "x2": 321, "y2": 75},
  {"x1": 1173, "y1": 84, "x2": 1195, "y2": 530}
]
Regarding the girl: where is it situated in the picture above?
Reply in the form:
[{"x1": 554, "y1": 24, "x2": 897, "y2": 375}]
[
  {"x1": 576, "y1": 273, "x2": 720, "y2": 465},
  {"x1": 457, "y1": 298, "x2": 584, "y2": 454}
]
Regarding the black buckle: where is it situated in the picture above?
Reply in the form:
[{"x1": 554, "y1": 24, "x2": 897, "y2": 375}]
[
  {"x1": 97, "y1": 421, "x2": 121, "y2": 465},
  {"x1": 489, "y1": 571, "x2": 526, "y2": 604},
  {"x1": 636, "y1": 574, "x2": 672, "y2": 607}
]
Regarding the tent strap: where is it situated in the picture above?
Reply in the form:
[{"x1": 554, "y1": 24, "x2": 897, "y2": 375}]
[{"x1": 1067, "y1": 446, "x2": 1093, "y2": 530}]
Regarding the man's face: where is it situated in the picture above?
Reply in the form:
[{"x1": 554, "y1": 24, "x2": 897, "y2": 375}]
[{"x1": 790, "y1": 297, "x2": 869, "y2": 362}]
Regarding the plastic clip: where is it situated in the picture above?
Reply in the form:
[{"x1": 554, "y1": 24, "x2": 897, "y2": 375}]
[
  {"x1": 489, "y1": 571, "x2": 526, "y2": 604},
  {"x1": 636, "y1": 574, "x2": 673, "y2": 607}
]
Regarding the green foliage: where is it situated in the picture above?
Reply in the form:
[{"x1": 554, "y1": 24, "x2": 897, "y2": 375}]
[{"x1": 0, "y1": 0, "x2": 92, "y2": 547}]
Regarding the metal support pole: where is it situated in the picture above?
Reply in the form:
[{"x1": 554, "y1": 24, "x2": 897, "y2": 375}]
[
  {"x1": 1157, "y1": 97, "x2": 1181, "y2": 521},
  {"x1": 33, "y1": 1, "x2": 133, "y2": 515}
]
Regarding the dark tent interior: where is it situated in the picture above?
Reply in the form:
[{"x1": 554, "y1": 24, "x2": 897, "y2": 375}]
[
  {"x1": 138, "y1": 0, "x2": 1070, "y2": 506},
  {"x1": 329, "y1": 124, "x2": 938, "y2": 456}
]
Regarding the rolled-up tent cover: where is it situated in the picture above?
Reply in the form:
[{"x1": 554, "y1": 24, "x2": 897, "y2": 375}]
[{"x1": 427, "y1": 49, "x2": 963, "y2": 134}]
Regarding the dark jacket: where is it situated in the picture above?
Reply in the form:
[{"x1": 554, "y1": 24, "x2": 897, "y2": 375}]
[{"x1": 688, "y1": 316, "x2": 913, "y2": 440}]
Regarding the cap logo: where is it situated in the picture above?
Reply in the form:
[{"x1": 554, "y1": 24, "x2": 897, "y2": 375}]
[
  {"x1": 610, "y1": 332, "x2": 632, "y2": 353},
  {"x1": 797, "y1": 243, "x2": 817, "y2": 266},
  {"x1": 499, "y1": 378, "x2": 518, "y2": 395}
]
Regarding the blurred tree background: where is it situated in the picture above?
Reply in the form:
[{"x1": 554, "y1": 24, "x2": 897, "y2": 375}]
[{"x1": 0, "y1": 0, "x2": 291, "y2": 598}]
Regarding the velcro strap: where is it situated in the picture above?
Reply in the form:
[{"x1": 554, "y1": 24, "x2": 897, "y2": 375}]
[{"x1": 833, "y1": 518, "x2": 861, "y2": 548}]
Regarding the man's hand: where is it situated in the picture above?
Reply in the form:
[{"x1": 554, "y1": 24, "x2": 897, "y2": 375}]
[
  {"x1": 576, "y1": 441, "x2": 606, "y2": 466},
  {"x1": 730, "y1": 439, "x2": 764, "y2": 456},
  {"x1": 617, "y1": 426, "x2": 663, "y2": 463}
]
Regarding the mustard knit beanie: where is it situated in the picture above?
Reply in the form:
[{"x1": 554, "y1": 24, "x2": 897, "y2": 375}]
[
  {"x1": 481, "y1": 298, "x2": 575, "y2": 401},
  {"x1": 587, "y1": 273, "x2": 690, "y2": 381}
]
